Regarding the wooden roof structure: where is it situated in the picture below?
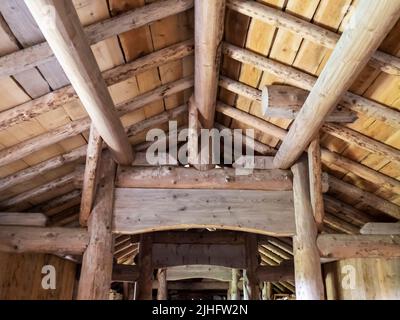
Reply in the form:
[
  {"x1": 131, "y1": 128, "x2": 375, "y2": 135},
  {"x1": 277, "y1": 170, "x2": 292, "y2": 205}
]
[{"x1": 0, "y1": 0, "x2": 399, "y2": 300}]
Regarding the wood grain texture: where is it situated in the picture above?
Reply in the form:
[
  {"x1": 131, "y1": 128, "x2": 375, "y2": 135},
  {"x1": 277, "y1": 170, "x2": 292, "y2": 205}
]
[
  {"x1": 0, "y1": 212, "x2": 47, "y2": 227},
  {"x1": 113, "y1": 188, "x2": 295, "y2": 236},
  {"x1": 308, "y1": 137, "x2": 324, "y2": 229},
  {"x1": 25, "y1": 0, "x2": 133, "y2": 165},
  {"x1": 360, "y1": 223, "x2": 400, "y2": 235}
]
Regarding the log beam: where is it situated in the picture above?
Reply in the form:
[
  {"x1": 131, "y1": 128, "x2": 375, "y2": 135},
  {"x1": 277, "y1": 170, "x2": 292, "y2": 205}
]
[
  {"x1": 79, "y1": 125, "x2": 103, "y2": 226},
  {"x1": 137, "y1": 234, "x2": 154, "y2": 300},
  {"x1": 0, "y1": 226, "x2": 88, "y2": 254},
  {"x1": 308, "y1": 137, "x2": 324, "y2": 229},
  {"x1": 291, "y1": 156, "x2": 325, "y2": 300},
  {"x1": 77, "y1": 152, "x2": 116, "y2": 300},
  {"x1": 244, "y1": 234, "x2": 260, "y2": 300},
  {"x1": 0, "y1": 212, "x2": 47, "y2": 227},
  {"x1": 194, "y1": 0, "x2": 225, "y2": 129},
  {"x1": 317, "y1": 234, "x2": 400, "y2": 259},
  {"x1": 360, "y1": 223, "x2": 400, "y2": 235},
  {"x1": 273, "y1": 0, "x2": 400, "y2": 168},
  {"x1": 26, "y1": 0, "x2": 134, "y2": 165},
  {"x1": 116, "y1": 166, "x2": 292, "y2": 190}
]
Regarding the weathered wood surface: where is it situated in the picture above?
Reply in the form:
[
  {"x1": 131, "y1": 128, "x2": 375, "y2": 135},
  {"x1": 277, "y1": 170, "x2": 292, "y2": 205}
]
[
  {"x1": 157, "y1": 268, "x2": 168, "y2": 300},
  {"x1": 137, "y1": 234, "x2": 153, "y2": 300},
  {"x1": 0, "y1": 226, "x2": 88, "y2": 254},
  {"x1": 116, "y1": 166, "x2": 292, "y2": 190},
  {"x1": 317, "y1": 234, "x2": 400, "y2": 259},
  {"x1": 77, "y1": 153, "x2": 116, "y2": 300},
  {"x1": 360, "y1": 223, "x2": 400, "y2": 235},
  {"x1": 256, "y1": 260, "x2": 294, "y2": 282},
  {"x1": 0, "y1": 212, "x2": 47, "y2": 227},
  {"x1": 152, "y1": 243, "x2": 246, "y2": 268},
  {"x1": 113, "y1": 188, "x2": 295, "y2": 236},
  {"x1": 308, "y1": 137, "x2": 324, "y2": 229},
  {"x1": 26, "y1": 0, "x2": 133, "y2": 165}
]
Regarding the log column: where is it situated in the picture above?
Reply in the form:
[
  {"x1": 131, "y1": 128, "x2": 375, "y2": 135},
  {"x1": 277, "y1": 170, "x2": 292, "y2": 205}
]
[
  {"x1": 157, "y1": 268, "x2": 168, "y2": 300},
  {"x1": 291, "y1": 156, "x2": 325, "y2": 300},
  {"x1": 77, "y1": 152, "x2": 116, "y2": 299},
  {"x1": 137, "y1": 234, "x2": 154, "y2": 300},
  {"x1": 244, "y1": 234, "x2": 260, "y2": 300}
]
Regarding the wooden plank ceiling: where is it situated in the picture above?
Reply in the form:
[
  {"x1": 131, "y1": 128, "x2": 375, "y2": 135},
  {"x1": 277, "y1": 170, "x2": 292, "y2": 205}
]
[{"x1": 0, "y1": 0, "x2": 399, "y2": 294}]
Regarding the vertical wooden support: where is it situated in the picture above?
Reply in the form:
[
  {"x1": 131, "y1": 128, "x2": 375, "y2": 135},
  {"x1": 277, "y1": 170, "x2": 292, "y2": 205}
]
[
  {"x1": 262, "y1": 282, "x2": 273, "y2": 300},
  {"x1": 157, "y1": 268, "x2": 168, "y2": 300},
  {"x1": 230, "y1": 268, "x2": 240, "y2": 300},
  {"x1": 291, "y1": 156, "x2": 325, "y2": 300},
  {"x1": 308, "y1": 137, "x2": 324, "y2": 230},
  {"x1": 77, "y1": 152, "x2": 116, "y2": 300},
  {"x1": 244, "y1": 234, "x2": 260, "y2": 300},
  {"x1": 80, "y1": 124, "x2": 103, "y2": 226},
  {"x1": 137, "y1": 234, "x2": 153, "y2": 300}
]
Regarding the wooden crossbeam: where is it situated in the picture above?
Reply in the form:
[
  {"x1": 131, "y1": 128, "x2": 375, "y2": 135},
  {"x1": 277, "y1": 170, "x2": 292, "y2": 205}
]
[
  {"x1": 152, "y1": 243, "x2": 246, "y2": 268},
  {"x1": 0, "y1": 226, "x2": 88, "y2": 254},
  {"x1": 26, "y1": 0, "x2": 134, "y2": 165},
  {"x1": 221, "y1": 44, "x2": 400, "y2": 128},
  {"x1": 113, "y1": 188, "x2": 295, "y2": 236},
  {"x1": 317, "y1": 234, "x2": 400, "y2": 259},
  {"x1": 360, "y1": 223, "x2": 400, "y2": 235},
  {"x1": 0, "y1": 212, "x2": 47, "y2": 227},
  {"x1": 272, "y1": 0, "x2": 400, "y2": 168},
  {"x1": 77, "y1": 152, "x2": 116, "y2": 300},
  {"x1": 226, "y1": 0, "x2": 400, "y2": 76},
  {"x1": 194, "y1": 0, "x2": 225, "y2": 129},
  {"x1": 116, "y1": 166, "x2": 292, "y2": 190}
]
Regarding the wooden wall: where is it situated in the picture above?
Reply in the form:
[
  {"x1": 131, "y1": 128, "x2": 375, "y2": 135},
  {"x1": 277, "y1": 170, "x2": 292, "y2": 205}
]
[
  {"x1": 0, "y1": 252, "x2": 76, "y2": 300},
  {"x1": 324, "y1": 258, "x2": 400, "y2": 300}
]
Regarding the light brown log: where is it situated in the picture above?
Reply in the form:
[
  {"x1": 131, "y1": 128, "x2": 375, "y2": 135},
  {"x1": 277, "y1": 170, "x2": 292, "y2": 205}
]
[
  {"x1": 113, "y1": 188, "x2": 295, "y2": 236},
  {"x1": 273, "y1": 0, "x2": 400, "y2": 168},
  {"x1": 323, "y1": 213, "x2": 360, "y2": 235},
  {"x1": 221, "y1": 78, "x2": 356, "y2": 122},
  {"x1": 262, "y1": 282, "x2": 273, "y2": 300},
  {"x1": 216, "y1": 102, "x2": 287, "y2": 140},
  {"x1": 256, "y1": 260, "x2": 294, "y2": 282},
  {"x1": 137, "y1": 234, "x2": 154, "y2": 300},
  {"x1": 322, "y1": 123, "x2": 400, "y2": 165},
  {"x1": 308, "y1": 138, "x2": 324, "y2": 230},
  {"x1": 157, "y1": 268, "x2": 168, "y2": 300},
  {"x1": 230, "y1": 269, "x2": 240, "y2": 300},
  {"x1": 222, "y1": 44, "x2": 400, "y2": 128},
  {"x1": 226, "y1": 0, "x2": 400, "y2": 75},
  {"x1": 0, "y1": 226, "x2": 88, "y2": 254},
  {"x1": 0, "y1": 40, "x2": 193, "y2": 131},
  {"x1": 0, "y1": 167, "x2": 84, "y2": 210},
  {"x1": 77, "y1": 152, "x2": 116, "y2": 300},
  {"x1": 317, "y1": 234, "x2": 400, "y2": 258},
  {"x1": 26, "y1": 0, "x2": 134, "y2": 165},
  {"x1": 0, "y1": 0, "x2": 193, "y2": 78},
  {"x1": 291, "y1": 156, "x2": 325, "y2": 300},
  {"x1": 152, "y1": 281, "x2": 230, "y2": 291},
  {"x1": 328, "y1": 175, "x2": 400, "y2": 220},
  {"x1": 0, "y1": 80, "x2": 191, "y2": 168},
  {"x1": 360, "y1": 223, "x2": 400, "y2": 235},
  {"x1": 215, "y1": 95, "x2": 400, "y2": 205},
  {"x1": 79, "y1": 125, "x2": 103, "y2": 226},
  {"x1": 244, "y1": 234, "x2": 259, "y2": 300},
  {"x1": 194, "y1": 0, "x2": 225, "y2": 128},
  {"x1": 261, "y1": 85, "x2": 357, "y2": 123},
  {"x1": 116, "y1": 165, "x2": 292, "y2": 190},
  {"x1": 0, "y1": 212, "x2": 47, "y2": 227},
  {"x1": 152, "y1": 243, "x2": 246, "y2": 268}
]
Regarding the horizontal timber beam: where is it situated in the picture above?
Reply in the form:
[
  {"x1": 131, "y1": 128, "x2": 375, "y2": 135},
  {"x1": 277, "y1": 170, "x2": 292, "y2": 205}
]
[
  {"x1": 0, "y1": 212, "x2": 48, "y2": 227},
  {"x1": 255, "y1": 260, "x2": 294, "y2": 282},
  {"x1": 317, "y1": 234, "x2": 400, "y2": 259},
  {"x1": 360, "y1": 223, "x2": 400, "y2": 235},
  {"x1": 0, "y1": 0, "x2": 193, "y2": 78},
  {"x1": 116, "y1": 166, "x2": 292, "y2": 190},
  {"x1": 0, "y1": 226, "x2": 88, "y2": 254},
  {"x1": 226, "y1": 0, "x2": 400, "y2": 75},
  {"x1": 113, "y1": 188, "x2": 295, "y2": 236},
  {"x1": 222, "y1": 43, "x2": 400, "y2": 128}
]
